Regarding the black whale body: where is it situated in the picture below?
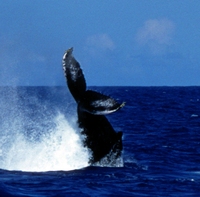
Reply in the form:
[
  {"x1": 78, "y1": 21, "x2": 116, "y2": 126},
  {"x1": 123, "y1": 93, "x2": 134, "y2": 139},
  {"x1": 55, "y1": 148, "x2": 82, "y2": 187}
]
[{"x1": 62, "y1": 48, "x2": 124, "y2": 164}]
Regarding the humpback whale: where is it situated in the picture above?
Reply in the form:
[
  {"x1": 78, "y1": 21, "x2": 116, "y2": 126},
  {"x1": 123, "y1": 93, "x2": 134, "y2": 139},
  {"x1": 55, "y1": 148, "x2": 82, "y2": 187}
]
[{"x1": 62, "y1": 48, "x2": 124, "y2": 164}]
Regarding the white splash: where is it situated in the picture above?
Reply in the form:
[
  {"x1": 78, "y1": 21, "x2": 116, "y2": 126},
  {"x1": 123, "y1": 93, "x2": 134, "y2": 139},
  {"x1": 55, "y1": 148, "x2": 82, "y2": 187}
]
[{"x1": 0, "y1": 111, "x2": 90, "y2": 172}]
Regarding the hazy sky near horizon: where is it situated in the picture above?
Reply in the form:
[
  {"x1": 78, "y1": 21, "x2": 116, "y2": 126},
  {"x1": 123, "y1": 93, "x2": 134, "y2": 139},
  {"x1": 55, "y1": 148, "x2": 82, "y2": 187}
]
[{"x1": 0, "y1": 0, "x2": 200, "y2": 86}]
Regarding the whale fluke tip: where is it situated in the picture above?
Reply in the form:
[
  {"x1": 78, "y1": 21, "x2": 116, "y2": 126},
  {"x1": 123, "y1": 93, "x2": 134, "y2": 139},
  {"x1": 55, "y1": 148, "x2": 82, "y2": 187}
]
[
  {"x1": 120, "y1": 102, "x2": 126, "y2": 108},
  {"x1": 63, "y1": 47, "x2": 74, "y2": 60},
  {"x1": 67, "y1": 47, "x2": 73, "y2": 53}
]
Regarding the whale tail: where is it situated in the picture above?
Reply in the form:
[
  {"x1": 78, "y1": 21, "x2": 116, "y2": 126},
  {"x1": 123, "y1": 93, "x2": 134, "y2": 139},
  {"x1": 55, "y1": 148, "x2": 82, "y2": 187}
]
[
  {"x1": 62, "y1": 48, "x2": 125, "y2": 115},
  {"x1": 62, "y1": 48, "x2": 124, "y2": 164}
]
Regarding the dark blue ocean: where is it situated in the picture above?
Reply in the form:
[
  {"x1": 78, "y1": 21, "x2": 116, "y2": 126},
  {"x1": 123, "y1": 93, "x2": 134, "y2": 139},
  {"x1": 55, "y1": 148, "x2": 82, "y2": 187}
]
[{"x1": 0, "y1": 86, "x2": 200, "y2": 196}]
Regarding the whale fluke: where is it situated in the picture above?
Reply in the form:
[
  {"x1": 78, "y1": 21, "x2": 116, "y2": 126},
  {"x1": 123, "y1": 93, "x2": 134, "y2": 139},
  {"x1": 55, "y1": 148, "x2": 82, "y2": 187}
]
[
  {"x1": 62, "y1": 47, "x2": 86, "y2": 102},
  {"x1": 80, "y1": 90, "x2": 125, "y2": 115},
  {"x1": 62, "y1": 48, "x2": 124, "y2": 164}
]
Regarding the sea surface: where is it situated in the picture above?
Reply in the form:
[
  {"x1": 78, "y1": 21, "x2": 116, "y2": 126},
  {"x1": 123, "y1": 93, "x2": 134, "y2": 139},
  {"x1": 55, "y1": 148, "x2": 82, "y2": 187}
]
[{"x1": 0, "y1": 86, "x2": 200, "y2": 196}]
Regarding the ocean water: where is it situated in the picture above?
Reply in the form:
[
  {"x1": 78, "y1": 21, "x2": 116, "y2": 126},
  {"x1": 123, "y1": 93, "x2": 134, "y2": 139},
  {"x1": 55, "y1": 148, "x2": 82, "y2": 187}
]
[{"x1": 0, "y1": 86, "x2": 200, "y2": 196}]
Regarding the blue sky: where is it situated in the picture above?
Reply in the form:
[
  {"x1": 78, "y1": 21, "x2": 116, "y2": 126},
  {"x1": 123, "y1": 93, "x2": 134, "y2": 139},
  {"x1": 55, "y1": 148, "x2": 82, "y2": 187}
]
[{"x1": 0, "y1": 0, "x2": 200, "y2": 86}]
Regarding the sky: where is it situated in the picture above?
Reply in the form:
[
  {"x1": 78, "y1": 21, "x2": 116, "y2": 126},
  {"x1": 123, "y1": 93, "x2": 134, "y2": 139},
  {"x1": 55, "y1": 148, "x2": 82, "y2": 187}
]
[{"x1": 0, "y1": 0, "x2": 200, "y2": 86}]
